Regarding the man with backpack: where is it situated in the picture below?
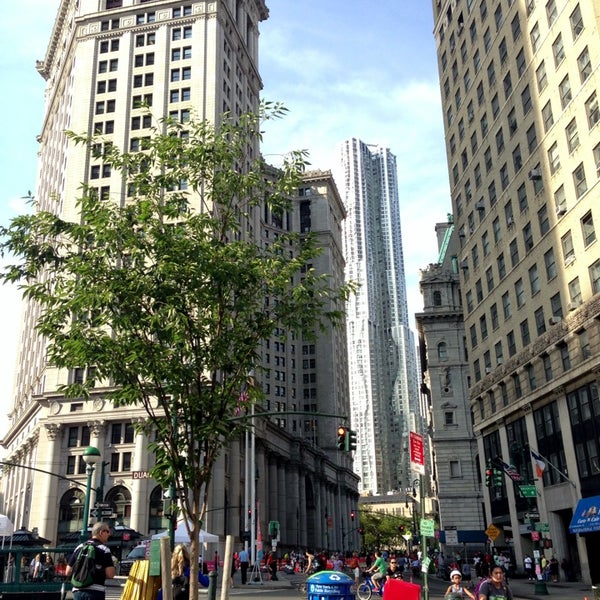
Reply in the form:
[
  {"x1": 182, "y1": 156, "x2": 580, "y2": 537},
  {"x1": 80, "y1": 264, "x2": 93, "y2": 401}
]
[{"x1": 66, "y1": 522, "x2": 116, "y2": 599}]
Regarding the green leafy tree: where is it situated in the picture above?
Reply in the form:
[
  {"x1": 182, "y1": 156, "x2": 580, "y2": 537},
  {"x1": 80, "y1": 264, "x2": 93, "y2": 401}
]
[
  {"x1": 360, "y1": 510, "x2": 411, "y2": 552},
  {"x1": 0, "y1": 105, "x2": 354, "y2": 596}
]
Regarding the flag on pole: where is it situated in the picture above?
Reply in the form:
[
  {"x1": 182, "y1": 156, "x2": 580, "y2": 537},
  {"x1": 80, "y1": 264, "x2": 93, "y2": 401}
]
[
  {"x1": 499, "y1": 460, "x2": 523, "y2": 481},
  {"x1": 531, "y1": 449, "x2": 546, "y2": 477}
]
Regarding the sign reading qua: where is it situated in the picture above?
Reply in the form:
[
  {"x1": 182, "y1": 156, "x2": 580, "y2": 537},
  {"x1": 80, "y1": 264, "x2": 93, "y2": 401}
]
[{"x1": 569, "y1": 495, "x2": 600, "y2": 534}]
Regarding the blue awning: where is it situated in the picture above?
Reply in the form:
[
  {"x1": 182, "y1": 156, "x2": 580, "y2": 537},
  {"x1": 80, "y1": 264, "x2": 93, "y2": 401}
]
[
  {"x1": 569, "y1": 495, "x2": 600, "y2": 534},
  {"x1": 439, "y1": 530, "x2": 488, "y2": 543}
]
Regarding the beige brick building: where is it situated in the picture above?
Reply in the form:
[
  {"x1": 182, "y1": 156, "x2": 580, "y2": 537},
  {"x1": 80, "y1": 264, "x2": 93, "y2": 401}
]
[
  {"x1": 0, "y1": 0, "x2": 359, "y2": 558},
  {"x1": 432, "y1": 0, "x2": 600, "y2": 584}
]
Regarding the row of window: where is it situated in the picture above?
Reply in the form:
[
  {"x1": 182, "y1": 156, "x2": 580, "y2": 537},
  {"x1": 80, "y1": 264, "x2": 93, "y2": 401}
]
[{"x1": 476, "y1": 327, "x2": 593, "y2": 416}]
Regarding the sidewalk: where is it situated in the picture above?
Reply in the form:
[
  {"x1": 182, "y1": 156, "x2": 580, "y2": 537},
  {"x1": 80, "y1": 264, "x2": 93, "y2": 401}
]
[{"x1": 507, "y1": 578, "x2": 594, "y2": 600}]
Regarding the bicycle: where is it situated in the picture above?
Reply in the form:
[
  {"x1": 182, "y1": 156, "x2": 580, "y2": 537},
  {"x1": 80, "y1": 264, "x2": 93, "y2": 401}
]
[{"x1": 356, "y1": 572, "x2": 385, "y2": 600}]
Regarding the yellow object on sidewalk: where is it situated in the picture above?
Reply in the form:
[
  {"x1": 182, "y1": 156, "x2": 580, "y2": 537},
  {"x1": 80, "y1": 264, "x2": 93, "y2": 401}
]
[{"x1": 120, "y1": 559, "x2": 161, "y2": 600}]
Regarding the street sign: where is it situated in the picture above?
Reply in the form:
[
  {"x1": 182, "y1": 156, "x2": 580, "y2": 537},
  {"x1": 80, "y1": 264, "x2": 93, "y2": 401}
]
[
  {"x1": 91, "y1": 509, "x2": 116, "y2": 518},
  {"x1": 525, "y1": 511, "x2": 540, "y2": 520},
  {"x1": 519, "y1": 484, "x2": 537, "y2": 497},
  {"x1": 420, "y1": 519, "x2": 435, "y2": 537},
  {"x1": 445, "y1": 529, "x2": 458, "y2": 545},
  {"x1": 485, "y1": 524, "x2": 501, "y2": 541},
  {"x1": 94, "y1": 502, "x2": 112, "y2": 508},
  {"x1": 535, "y1": 522, "x2": 550, "y2": 533}
]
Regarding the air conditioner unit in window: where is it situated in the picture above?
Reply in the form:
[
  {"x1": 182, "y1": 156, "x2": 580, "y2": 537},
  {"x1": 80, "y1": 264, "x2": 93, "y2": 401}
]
[
  {"x1": 528, "y1": 168, "x2": 542, "y2": 180},
  {"x1": 507, "y1": 216, "x2": 514, "y2": 227},
  {"x1": 460, "y1": 259, "x2": 469, "y2": 270},
  {"x1": 548, "y1": 316, "x2": 562, "y2": 326},
  {"x1": 556, "y1": 206, "x2": 567, "y2": 216},
  {"x1": 567, "y1": 301, "x2": 580, "y2": 311},
  {"x1": 565, "y1": 255, "x2": 576, "y2": 266},
  {"x1": 485, "y1": 367, "x2": 492, "y2": 374},
  {"x1": 475, "y1": 201, "x2": 485, "y2": 211}
]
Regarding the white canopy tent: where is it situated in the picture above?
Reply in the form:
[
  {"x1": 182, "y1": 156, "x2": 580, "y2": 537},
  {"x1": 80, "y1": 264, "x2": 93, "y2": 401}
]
[{"x1": 151, "y1": 519, "x2": 219, "y2": 544}]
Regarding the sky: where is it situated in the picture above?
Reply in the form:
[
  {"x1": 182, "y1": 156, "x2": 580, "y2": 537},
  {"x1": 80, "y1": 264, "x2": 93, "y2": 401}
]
[{"x1": 0, "y1": 1, "x2": 451, "y2": 428}]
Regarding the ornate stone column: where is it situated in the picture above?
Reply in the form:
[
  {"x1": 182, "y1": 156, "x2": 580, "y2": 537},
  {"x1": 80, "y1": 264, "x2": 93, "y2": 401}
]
[{"x1": 39, "y1": 423, "x2": 63, "y2": 541}]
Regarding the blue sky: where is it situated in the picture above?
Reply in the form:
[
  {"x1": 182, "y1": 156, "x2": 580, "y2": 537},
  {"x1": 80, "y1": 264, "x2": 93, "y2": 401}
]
[{"x1": 0, "y1": 1, "x2": 451, "y2": 425}]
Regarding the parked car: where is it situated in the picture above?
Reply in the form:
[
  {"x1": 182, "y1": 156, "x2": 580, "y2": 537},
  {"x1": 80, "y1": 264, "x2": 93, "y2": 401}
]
[{"x1": 119, "y1": 544, "x2": 149, "y2": 576}]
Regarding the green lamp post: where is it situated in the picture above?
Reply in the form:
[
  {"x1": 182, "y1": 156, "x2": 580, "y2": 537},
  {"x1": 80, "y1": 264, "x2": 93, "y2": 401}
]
[{"x1": 80, "y1": 446, "x2": 101, "y2": 543}]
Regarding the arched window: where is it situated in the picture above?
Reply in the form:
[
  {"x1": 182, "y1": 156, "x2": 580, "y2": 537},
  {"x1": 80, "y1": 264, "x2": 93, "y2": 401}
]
[
  {"x1": 57, "y1": 489, "x2": 85, "y2": 539},
  {"x1": 438, "y1": 342, "x2": 448, "y2": 359},
  {"x1": 149, "y1": 485, "x2": 167, "y2": 534},
  {"x1": 105, "y1": 485, "x2": 132, "y2": 527},
  {"x1": 433, "y1": 290, "x2": 442, "y2": 306}
]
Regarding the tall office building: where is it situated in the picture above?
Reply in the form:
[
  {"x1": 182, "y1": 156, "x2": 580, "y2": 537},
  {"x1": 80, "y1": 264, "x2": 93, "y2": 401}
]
[
  {"x1": 339, "y1": 138, "x2": 420, "y2": 496},
  {"x1": 0, "y1": 0, "x2": 359, "y2": 555},
  {"x1": 432, "y1": 0, "x2": 600, "y2": 583}
]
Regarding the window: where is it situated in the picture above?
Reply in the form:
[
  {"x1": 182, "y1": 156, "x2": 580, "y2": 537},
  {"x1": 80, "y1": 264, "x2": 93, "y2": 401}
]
[
  {"x1": 470, "y1": 324, "x2": 478, "y2": 348},
  {"x1": 569, "y1": 4, "x2": 583, "y2": 40},
  {"x1": 492, "y1": 93, "x2": 500, "y2": 118},
  {"x1": 569, "y1": 277, "x2": 582, "y2": 305},
  {"x1": 548, "y1": 142, "x2": 560, "y2": 174},
  {"x1": 503, "y1": 72, "x2": 513, "y2": 99},
  {"x1": 559, "y1": 342, "x2": 571, "y2": 371},
  {"x1": 526, "y1": 123, "x2": 537, "y2": 154},
  {"x1": 486, "y1": 267, "x2": 494, "y2": 292},
  {"x1": 536, "y1": 60, "x2": 547, "y2": 92},
  {"x1": 493, "y1": 216, "x2": 501, "y2": 242},
  {"x1": 491, "y1": 303, "x2": 499, "y2": 330},
  {"x1": 507, "y1": 330, "x2": 517, "y2": 356},
  {"x1": 515, "y1": 278, "x2": 525, "y2": 308},
  {"x1": 552, "y1": 34, "x2": 565, "y2": 67},
  {"x1": 509, "y1": 238, "x2": 519, "y2": 267},
  {"x1": 484, "y1": 27, "x2": 491, "y2": 52},
  {"x1": 544, "y1": 248, "x2": 557, "y2": 280},
  {"x1": 561, "y1": 230, "x2": 575, "y2": 263},
  {"x1": 578, "y1": 329, "x2": 591, "y2": 360},
  {"x1": 555, "y1": 185, "x2": 567, "y2": 215},
  {"x1": 497, "y1": 253, "x2": 506, "y2": 279},
  {"x1": 522, "y1": 86, "x2": 532, "y2": 115},
  {"x1": 494, "y1": 4, "x2": 503, "y2": 30},
  {"x1": 496, "y1": 128, "x2": 505, "y2": 153},
  {"x1": 581, "y1": 211, "x2": 596, "y2": 247},
  {"x1": 502, "y1": 291, "x2": 512, "y2": 319},
  {"x1": 500, "y1": 163, "x2": 509, "y2": 190},
  {"x1": 476, "y1": 279, "x2": 483, "y2": 302},
  {"x1": 513, "y1": 373, "x2": 522, "y2": 399},
  {"x1": 510, "y1": 47, "x2": 525, "y2": 79},
  {"x1": 585, "y1": 92, "x2": 600, "y2": 129},
  {"x1": 513, "y1": 145, "x2": 522, "y2": 171},
  {"x1": 499, "y1": 38, "x2": 508, "y2": 65},
  {"x1": 508, "y1": 108, "x2": 517, "y2": 136},
  {"x1": 538, "y1": 204, "x2": 550, "y2": 236},
  {"x1": 480, "y1": 315, "x2": 489, "y2": 340},
  {"x1": 523, "y1": 222, "x2": 534, "y2": 251},
  {"x1": 526, "y1": 363, "x2": 537, "y2": 391},
  {"x1": 541, "y1": 100, "x2": 554, "y2": 133},
  {"x1": 545, "y1": 0, "x2": 558, "y2": 25},
  {"x1": 590, "y1": 260, "x2": 600, "y2": 294},
  {"x1": 559, "y1": 75, "x2": 572, "y2": 109},
  {"x1": 573, "y1": 163, "x2": 587, "y2": 198},
  {"x1": 566, "y1": 118, "x2": 579, "y2": 153},
  {"x1": 511, "y1": 14, "x2": 521, "y2": 40},
  {"x1": 542, "y1": 353, "x2": 553, "y2": 382},
  {"x1": 530, "y1": 22, "x2": 541, "y2": 53},
  {"x1": 534, "y1": 306, "x2": 546, "y2": 335},
  {"x1": 550, "y1": 292, "x2": 563, "y2": 318},
  {"x1": 529, "y1": 264, "x2": 540, "y2": 295},
  {"x1": 578, "y1": 47, "x2": 592, "y2": 83},
  {"x1": 485, "y1": 147, "x2": 493, "y2": 173}
]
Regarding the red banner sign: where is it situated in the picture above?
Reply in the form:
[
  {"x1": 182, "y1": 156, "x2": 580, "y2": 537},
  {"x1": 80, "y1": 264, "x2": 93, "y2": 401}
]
[{"x1": 410, "y1": 432, "x2": 425, "y2": 473}]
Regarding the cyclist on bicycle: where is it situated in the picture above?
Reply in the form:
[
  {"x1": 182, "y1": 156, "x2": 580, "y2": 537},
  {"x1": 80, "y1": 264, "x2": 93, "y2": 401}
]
[{"x1": 365, "y1": 551, "x2": 387, "y2": 591}]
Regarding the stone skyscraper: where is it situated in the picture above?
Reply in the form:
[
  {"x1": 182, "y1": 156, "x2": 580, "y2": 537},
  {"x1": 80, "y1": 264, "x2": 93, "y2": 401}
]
[
  {"x1": 0, "y1": 0, "x2": 359, "y2": 555},
  {"x1": 432, "y1": 0, "x2": 600, "y2": 584}
]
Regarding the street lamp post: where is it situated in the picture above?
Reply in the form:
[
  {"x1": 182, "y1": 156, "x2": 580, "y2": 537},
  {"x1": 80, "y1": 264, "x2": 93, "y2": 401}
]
[{"x1": 80, "y1": 446, "x2": 101, "y2": 543}]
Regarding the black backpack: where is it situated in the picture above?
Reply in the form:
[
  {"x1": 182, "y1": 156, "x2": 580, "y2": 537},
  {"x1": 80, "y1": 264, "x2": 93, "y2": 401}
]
[{"x1": 70, "y1": 542, "x2": 96, "y2": 588}]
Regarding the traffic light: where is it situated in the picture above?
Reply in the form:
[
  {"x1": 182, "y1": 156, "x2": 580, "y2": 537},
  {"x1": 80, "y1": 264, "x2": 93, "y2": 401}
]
[
  {"x1": 398, "y1": 525, "x2": 405, "y2": 533},
  {"x1": 485, "y1": 466, "x2": 493, "y2": 487},
  {"x1": 350, "y1": 511, "x2": 355, "y2": 521},
  {"x1": 358, "y1": 527, "x2": 365, "y2": 535},
  {"x1": 493, "y1": 468, "x2": 503, "y2": 487},
  {"x1": 337, "y1": 426, "x2": 347, "y2": 450},
  {"x1": 346, "y1": 429, "x2": 358, "y2": 451}
]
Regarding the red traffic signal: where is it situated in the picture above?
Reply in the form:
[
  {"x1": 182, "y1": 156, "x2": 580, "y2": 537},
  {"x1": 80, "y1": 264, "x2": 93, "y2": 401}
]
[{"x1": 350, "y1": 511, "x2": 355, "y2": 521}]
